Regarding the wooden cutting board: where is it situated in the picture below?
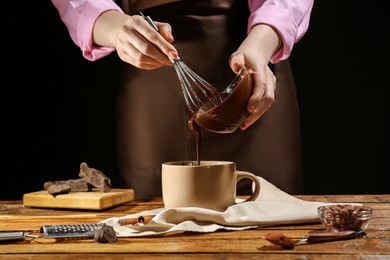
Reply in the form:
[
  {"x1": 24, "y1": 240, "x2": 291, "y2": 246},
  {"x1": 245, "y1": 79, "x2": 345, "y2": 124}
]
[{"x1": 23, "y1": 189, "x2": 134, "y2": 210}]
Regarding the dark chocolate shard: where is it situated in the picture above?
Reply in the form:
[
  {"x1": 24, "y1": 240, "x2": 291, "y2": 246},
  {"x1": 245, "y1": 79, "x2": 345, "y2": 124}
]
[
  {"x1": 94, "y1": 223, "x2": 117, "y2": 243},
  {"x1": 46, "y1": 184, "x2": 72, "y2": 196},
  {"x1": 44, "y1": 179, "x2": 93, "y2": 192},
  {"x1": 79, "y1": 162, "x2": 112, "y2": 192}
]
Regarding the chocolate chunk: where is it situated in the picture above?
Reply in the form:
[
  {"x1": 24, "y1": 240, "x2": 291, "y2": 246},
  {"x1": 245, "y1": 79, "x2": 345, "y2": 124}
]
[
  {"x1": 46, "y1": 184, "x2": 72, "y2": 196},
  {"x1": 79, "y1": 162, "x2": 112, "y2": 192},
  {"x1": 94, "y1": 223, "x2": 117, "y2": 243},
  {"x1": 44, "y1": 179, "x2": 93, "y2": 192}
]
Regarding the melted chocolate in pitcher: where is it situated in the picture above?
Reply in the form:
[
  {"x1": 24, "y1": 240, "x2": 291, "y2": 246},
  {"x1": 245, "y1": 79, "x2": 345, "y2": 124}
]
[{"x1": 188, "y1": 67, "x2": 253, "y2": 164}]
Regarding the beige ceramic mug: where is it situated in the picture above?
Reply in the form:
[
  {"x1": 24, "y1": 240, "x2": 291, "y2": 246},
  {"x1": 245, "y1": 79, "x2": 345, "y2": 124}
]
[{"x1": 162, "y1": 161, "x2": 261, "y2": 212}]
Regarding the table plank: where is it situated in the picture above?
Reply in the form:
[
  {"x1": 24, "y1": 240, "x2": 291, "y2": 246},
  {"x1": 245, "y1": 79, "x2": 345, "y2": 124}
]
[
  {"x1": 0, "y1": 254, "x2": 388, "y2": 260},
  {"x1": 1, "y1": 230, "x2": 389, "y2": 254}
]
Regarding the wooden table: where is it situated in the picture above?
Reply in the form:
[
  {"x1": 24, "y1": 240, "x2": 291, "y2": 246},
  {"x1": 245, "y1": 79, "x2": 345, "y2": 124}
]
[{"x1": 1, "y1": 195, "x2": 389, "y2": 259}]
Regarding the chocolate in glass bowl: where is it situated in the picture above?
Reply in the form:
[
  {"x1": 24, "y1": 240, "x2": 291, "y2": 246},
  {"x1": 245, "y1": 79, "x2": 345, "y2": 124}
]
[{"x1": 317, "y1": 205, "x2": 373, "y2": 234}]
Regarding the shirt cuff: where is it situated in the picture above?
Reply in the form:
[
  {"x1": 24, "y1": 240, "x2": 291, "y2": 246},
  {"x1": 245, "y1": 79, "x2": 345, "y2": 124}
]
[
  {"x1": 248, "y1": 5, "x2": 297, "y2": 64},
  {"x1": 75, "y1": 1, "x2": 123, "y2": 61}
]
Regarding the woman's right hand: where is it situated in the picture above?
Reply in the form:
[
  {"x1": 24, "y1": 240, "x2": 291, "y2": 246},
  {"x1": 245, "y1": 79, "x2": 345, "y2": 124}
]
[{"x1": 93, "y1": 11, "x2": 178, "y2": 70}]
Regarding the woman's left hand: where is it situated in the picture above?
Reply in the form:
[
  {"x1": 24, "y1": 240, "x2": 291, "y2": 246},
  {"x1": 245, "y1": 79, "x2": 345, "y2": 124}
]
[{"x1": 229, "y1": 24, "x2": 281, "y2": 130}]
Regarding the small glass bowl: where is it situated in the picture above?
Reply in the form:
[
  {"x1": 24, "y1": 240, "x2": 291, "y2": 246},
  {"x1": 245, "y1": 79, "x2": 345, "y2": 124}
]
[{"x1": 318, "y1": 204, "x2": 372, "y2": 233}]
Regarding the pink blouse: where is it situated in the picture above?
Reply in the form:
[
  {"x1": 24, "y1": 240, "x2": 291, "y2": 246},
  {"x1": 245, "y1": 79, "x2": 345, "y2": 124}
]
[{"x1": 51, "y1": 0, "x2": 313, "y2": 63}]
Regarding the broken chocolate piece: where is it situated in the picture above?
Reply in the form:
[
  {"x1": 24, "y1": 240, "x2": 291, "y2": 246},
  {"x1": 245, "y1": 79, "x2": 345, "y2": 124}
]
[
  {"x1": 79, "y1": 162, "x2": 112, "y2": 192},
  {"x1": 46, "y1": 184, "x2": 72, "y2": 196},
  {"x1": 94, "y1": 223, "x2": 117, "y2": 243},
  {"x1": 44, "y1": 179, "x2": 93, "y2": 192}
]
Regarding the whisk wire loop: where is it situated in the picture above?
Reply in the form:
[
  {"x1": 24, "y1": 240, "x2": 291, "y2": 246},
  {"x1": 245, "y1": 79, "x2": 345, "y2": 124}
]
[
  {"x1": 174, "y1": 62, "x2": 197, "y2": 114},
  {"x1": 173, "y1": 59, "x2": 222, "y2": 114}
]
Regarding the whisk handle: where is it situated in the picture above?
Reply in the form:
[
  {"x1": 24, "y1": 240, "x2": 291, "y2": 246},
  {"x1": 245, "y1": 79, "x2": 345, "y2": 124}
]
[
  {"x1": 139, "y1": 11, "x2": 178, "y2": 64},
  {"x1": 139, "y1": 11, "x2": 159, "y2": 32}
]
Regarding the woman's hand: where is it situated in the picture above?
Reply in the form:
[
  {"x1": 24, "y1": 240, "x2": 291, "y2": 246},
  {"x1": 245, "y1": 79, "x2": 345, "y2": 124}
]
[
  {"x1": 93, "y1": 11, "x2": 178, "y2": 70},
  {"x1": 229, "y1": 24, "x2": 281, "y2": 130}
]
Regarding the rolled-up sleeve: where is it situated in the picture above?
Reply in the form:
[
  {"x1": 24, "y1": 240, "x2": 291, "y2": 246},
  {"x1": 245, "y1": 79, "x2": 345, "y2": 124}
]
[
  {"x1": 51, "y1": 0, "x2": 124, "y2": 61},
  {"x1": 248, "y1": 0, "x2": 314, "y2": 63}
]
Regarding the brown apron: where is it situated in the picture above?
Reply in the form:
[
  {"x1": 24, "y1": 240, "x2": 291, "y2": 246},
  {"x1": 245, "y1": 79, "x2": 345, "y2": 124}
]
[{"x1": 117, "y1": 0, "x2": 303, "y2": 199}]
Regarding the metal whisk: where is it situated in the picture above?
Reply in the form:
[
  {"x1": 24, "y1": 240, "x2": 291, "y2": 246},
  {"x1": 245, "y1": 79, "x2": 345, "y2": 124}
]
[
  {"x1": 172, "y1": 58, "x2": 222, "y2": 114},
  {"x1": 139, "y1": 12, "x2": 223, "y2": 115}
]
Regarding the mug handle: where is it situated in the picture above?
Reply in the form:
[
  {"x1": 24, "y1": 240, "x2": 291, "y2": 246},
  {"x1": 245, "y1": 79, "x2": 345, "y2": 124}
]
[{"x1": 236, "y1": 171, "x2": 261, "y2": 202}]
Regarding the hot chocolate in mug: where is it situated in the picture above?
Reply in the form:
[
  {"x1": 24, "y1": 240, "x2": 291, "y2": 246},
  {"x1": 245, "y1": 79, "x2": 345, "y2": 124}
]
[{"x1": 162, "y1": 161, "x2": 261, "y2": 212}]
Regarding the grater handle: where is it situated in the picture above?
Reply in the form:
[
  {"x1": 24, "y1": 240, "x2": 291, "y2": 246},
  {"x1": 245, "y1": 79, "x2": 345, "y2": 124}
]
[{"x1": 0, "y1": 231, "x2": 25, "y2": 242}]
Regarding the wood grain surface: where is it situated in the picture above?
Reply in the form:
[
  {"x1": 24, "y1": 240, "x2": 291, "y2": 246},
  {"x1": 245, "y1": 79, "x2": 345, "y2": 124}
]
[{"x1": 1, "y1": 195, "x2": 389, "y2": 259}]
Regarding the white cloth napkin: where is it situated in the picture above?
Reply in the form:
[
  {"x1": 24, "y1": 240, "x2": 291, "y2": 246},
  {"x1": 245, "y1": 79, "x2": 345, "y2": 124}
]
[{"x1": 100, "y1": 177, "x2": 346, "y2": 237}]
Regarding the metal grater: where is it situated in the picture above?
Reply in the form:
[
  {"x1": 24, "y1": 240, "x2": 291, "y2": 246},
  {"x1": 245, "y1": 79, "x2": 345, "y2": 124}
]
[{"x1": 39, "y1": 223, "x2": 98, "y2": 239}]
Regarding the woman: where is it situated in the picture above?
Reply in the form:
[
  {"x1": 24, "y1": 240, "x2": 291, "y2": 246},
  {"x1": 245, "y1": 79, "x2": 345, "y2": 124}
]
[{"x1": 51, "y1": 0, "x2": 314, "y2": 198}]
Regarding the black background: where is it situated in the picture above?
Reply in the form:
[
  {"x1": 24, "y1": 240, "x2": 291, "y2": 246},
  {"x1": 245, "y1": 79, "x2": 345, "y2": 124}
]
[{"x1": 2, "y1": 1, "x2": 388, "y2": 200}]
